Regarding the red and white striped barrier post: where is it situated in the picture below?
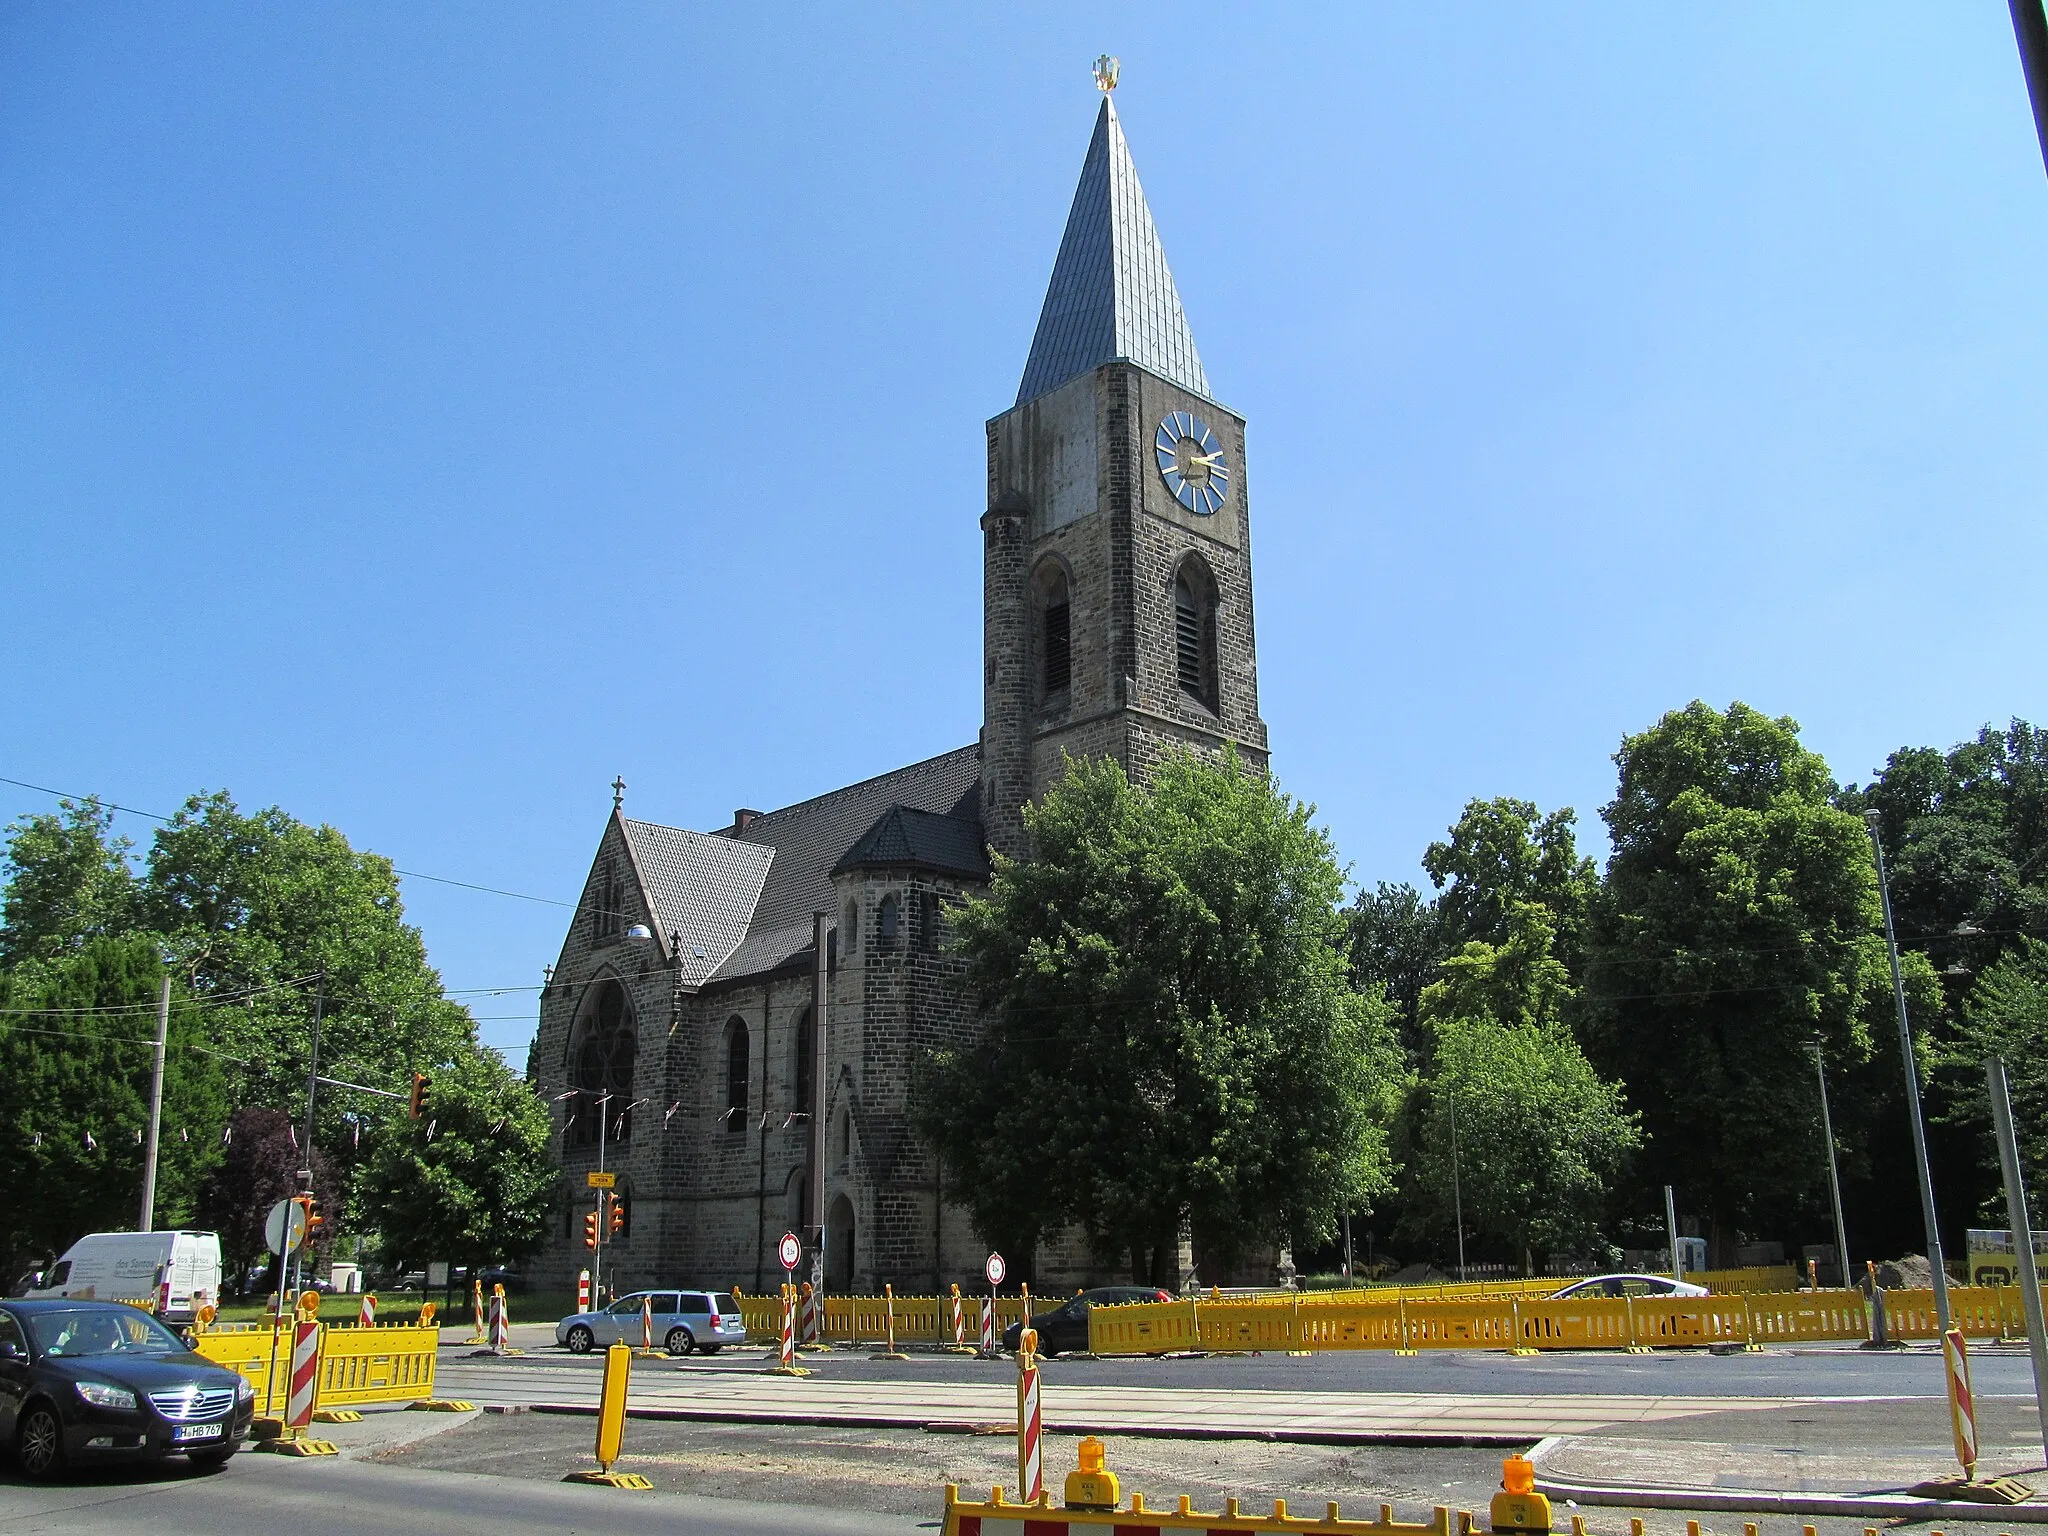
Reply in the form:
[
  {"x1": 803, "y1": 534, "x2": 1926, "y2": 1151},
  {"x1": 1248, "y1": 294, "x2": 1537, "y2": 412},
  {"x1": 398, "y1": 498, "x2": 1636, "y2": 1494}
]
[
  {"x1": 467, "y1": 1277, "x2": 488, "y2": 1343},
  {"x1": 488, "y1": 1284, "x2": 511, "y2": 1354},
  {"x1": 357, "y1": 1292, "x2": 377, "y2": 1328},
  {"x1": 800, "y1": 1281, "x2": 820, "y2": 1347},
  {"x1": 779, "y1": 1284, "x2": 797, "y2": 1370},
  {"x1": 980, "y1": 1293, "x2": 995, "y2": 1355},
  {"x1": 1944, "y1": 1326, "x2": 1979, "y2": 1478},
  {"x1": 1016, "y1": 1325, "x2": 1043, "y2": 1502},
  {"x1": 578, "y1": 1269, "x2": 591, "y2": 1314},
  {"x1": 951, "y1": 1283, "x2": 967, "y2": 1348},
  {"x1": 287, "y1": 1299, "x2": 322, "y2": 1432},
  {"x1": 641, "y1": 1294, "x2": 655, "y2": 1353}
]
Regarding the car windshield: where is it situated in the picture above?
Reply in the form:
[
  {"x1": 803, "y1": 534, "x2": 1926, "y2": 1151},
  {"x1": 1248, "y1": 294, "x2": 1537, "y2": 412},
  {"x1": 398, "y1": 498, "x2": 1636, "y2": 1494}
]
[{"x1": 27, "y1": 1307, "x2": 184, "y2": 1357}]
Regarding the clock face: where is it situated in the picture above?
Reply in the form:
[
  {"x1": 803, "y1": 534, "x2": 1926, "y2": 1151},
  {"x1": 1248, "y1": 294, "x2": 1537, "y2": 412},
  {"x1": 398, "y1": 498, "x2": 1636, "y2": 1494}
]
[{"x1": 1154, "y1": 410, "x2": 1230, "y2": 516}]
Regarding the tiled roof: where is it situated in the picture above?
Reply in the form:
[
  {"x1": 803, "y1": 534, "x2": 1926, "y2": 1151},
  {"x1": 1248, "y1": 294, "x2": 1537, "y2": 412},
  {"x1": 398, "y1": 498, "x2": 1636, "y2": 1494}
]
[
  {"x1": 1016, "y1": 96, "x2": 1210, "y2": 406},
  {"x1": 617, "y1": 820, "x2": 774, "y2": 988},
  {"x1": 831, "y1": 804, "x2": 990, "y2": 880},
  {"x1": 704, "y1": 744, "x2": 984, "y2": 984}
]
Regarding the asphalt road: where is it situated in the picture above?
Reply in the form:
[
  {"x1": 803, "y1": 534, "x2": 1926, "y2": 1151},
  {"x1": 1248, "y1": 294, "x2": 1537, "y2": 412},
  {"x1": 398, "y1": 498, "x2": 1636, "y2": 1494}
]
[
  {"x1": 450, "y1": 1334, "x2": 2045, "y2": 1401},
  {"x1": 0, "y1": 1453, "x2": 922, "y2": 1535}
]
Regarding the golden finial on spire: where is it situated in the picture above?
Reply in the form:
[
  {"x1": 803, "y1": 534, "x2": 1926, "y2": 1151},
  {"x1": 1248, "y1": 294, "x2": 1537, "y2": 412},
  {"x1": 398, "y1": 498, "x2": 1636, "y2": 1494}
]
[{"x1": 1093, "y1": 55, "x2": 1119, "y2": 94}]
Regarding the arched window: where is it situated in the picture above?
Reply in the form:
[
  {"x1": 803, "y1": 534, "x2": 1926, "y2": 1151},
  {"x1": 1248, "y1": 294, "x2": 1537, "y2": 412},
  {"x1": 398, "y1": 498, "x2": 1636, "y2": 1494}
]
[
  {"x1": 836, "y1": 1109, "x2": 852, "y2": 1172},
  {"x1": 593, "y1": 862, "x2": 624, "y2": 943},
  {"x1": 879, "y1": 894, "x2": 899, "y2": 942},
  {"x1": 1173, "y1": 559, "x2": 1219, "y2": 713},
  {"x1": 569, "y1": 979, "x2": 635, "y2": 1146},
  {"x1": 792, "y1": 1007, "x2": 814, "y2": 1111},
  {"x1": 843, "y1": 898, "x2": 859, "y2": 956},
  {"x1": 1037, "y1": 564, "x2": 1071, "y2": 696},
  {"x1": 725, "y1": 1018, "x2": 750, "y2": 1132},
  {"x1": 921, "y1": 890, "x2": 943, "y2": 953}
]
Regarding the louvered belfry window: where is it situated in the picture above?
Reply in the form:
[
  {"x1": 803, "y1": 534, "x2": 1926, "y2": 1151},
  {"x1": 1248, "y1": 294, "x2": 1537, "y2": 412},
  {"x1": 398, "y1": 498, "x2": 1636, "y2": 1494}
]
[
  {"x1": 1175, "y1": 575, "x2": 1204, "y2": 699},
  {"x1": 1043, "y1": 596, "x2": 1071, "y2": 694}
]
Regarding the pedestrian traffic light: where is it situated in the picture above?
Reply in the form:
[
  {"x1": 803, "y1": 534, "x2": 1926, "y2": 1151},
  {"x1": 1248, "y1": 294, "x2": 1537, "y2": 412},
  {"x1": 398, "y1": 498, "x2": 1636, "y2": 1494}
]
[
  {"x1": 409, "y1": 1072, "x2": 430, "y2": 1119},
  {"x1": 583, "y1": 1211, "x2": 600, "y2": 1250}
]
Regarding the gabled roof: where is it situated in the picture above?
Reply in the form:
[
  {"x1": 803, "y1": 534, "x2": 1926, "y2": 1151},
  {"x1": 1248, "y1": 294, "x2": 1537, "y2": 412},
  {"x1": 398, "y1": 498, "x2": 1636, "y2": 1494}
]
[
  {"x1": 1015, "y1": 96, "x2": 1210, "y2": 406},
  {"x1": 832, "y1": 804, "x2": 990, "y2": 881},
  {"x1": 704, "y1": 744, "x2": 984, "y2": 983},
  {"x1": 616, "y1": 819, "x2": 773, "y2": 988}
]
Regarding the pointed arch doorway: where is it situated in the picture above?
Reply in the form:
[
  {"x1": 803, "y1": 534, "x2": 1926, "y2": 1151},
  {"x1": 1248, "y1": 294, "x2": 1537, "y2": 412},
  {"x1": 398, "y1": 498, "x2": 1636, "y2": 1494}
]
[{"x1": 826, "y1": 1194, "x2": 855, "y2": 1292}]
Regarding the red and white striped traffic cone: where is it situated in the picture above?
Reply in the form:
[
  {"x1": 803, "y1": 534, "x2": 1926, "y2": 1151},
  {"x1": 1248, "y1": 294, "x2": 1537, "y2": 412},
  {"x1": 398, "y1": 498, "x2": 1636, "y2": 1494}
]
[
  {"x1": 357, "y1": 1292, "x2": 376, "y2": 1328},
  {"x1": 1016, "y1": 1327, "x2": 1043, "y2": 1501}
]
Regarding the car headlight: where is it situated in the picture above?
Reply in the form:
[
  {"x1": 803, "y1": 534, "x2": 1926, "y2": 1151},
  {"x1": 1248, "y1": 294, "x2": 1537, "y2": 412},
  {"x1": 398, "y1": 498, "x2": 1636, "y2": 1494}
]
[
  {"x1": 76, "y1": 1380, "x2": 138, "y2": 1410},
  {"x1": 234, "y1": 1375, "x2": 255, "y2": 1402}
]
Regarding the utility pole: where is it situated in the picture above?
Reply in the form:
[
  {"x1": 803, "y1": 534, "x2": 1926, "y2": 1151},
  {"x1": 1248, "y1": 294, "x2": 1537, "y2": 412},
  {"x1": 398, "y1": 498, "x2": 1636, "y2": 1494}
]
[
  {"x1": 292, "y1": 968, "x2": 326, "y2": 1296},
  {"x1": 1813, "y1": 1044, "x2": 1852, "y2": 1287},
  {"x1": 1665, "y1": 1185, "x2": 1684, "y2": 1283},
  {"x1": 1988, "y1": 1054, "x2": 2048, "y2": 1463},
  {"x1": 594, "y1": 1089, "x2": 610, "y2": 1302},
  {"x1": 1449, "y1": 1088, "x2": 1466, "y2": 1283},
  {"x1": 807, "y1": 910, "x2": 831, "y2": 1300},
  {"x1": 138, "y1": 972, "x2": 171, "y2": 1232},
  {"x1": 1865, "y1": 811, "x2": 1951, "y2": 1329}
]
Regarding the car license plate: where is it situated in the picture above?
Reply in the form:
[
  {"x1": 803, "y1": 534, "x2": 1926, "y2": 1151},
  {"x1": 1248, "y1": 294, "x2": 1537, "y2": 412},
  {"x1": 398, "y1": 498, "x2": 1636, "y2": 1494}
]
[{"x1": 173, "y1": 1422, "x2": 223, "y2": 1442}]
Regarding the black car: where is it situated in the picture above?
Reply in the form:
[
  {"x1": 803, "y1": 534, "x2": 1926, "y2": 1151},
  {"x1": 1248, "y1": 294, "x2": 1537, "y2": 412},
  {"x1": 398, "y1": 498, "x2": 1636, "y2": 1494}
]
[
  {"x1": 0, "y1": 1300, "x2": 256, "y2": 1480},
  {"x1": 1001, "y1": 1286, "x2": 1172, "y2": 1356}
]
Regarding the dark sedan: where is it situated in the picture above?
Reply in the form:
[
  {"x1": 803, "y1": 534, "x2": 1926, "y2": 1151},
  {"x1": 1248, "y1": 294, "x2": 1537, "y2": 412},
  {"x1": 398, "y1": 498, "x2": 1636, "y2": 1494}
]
[
  {"x1": 1001, "y1": 1286, "x2": 1172, "y2": 1356},
  {"x1": 0, "y1": 1300, "x2": 255, "y2": 1480}
]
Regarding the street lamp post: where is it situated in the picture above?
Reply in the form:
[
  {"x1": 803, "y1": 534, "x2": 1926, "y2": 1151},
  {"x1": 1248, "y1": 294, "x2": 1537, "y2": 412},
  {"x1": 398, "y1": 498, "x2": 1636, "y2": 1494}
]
[
  {"x1": 1864, "y1": 809, "x2": 1952, "y2": 1329},
  {"x1": 1448, "y1": 1087, "x2": 1466, "y2": 1283},
  {"x1": 1812, "y1": 1043, "x2": 1852, "y2": 1287}
]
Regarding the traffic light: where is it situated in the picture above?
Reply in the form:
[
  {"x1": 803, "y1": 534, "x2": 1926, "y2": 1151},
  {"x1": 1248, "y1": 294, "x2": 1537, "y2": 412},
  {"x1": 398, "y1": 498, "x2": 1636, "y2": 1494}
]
[
  {"x1": 583, "y1": 1211, "x2": 600, "y2": 1250},
  {"x1": 608, "y1": 1201, "x2": 625, "y2": 1238},
  {"x1": 299, "y1": 1195, "x2": 325, "y2": 1241},
  {"x1": 408, "y1": 1072, "x2": 430, "y2": 1119}
]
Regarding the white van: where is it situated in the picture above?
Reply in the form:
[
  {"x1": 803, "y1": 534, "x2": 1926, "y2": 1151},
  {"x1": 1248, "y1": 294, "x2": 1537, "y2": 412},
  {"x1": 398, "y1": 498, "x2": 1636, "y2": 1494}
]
[{"x1": 20, "y1": 1231, "x2": 223, "y2": 1324}]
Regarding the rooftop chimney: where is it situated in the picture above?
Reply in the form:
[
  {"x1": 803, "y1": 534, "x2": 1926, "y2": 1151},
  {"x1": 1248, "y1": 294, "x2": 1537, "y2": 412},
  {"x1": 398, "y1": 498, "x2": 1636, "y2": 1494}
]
[{"x1": 734, "y1": 809, "x2": 761, "y2": 832}]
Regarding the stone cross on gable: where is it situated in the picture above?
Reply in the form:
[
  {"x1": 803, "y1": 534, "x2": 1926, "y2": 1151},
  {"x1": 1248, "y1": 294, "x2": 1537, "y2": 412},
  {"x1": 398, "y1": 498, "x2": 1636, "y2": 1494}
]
[{"x1": 611, "y1": 776, "x2": 626, "y2": 810}]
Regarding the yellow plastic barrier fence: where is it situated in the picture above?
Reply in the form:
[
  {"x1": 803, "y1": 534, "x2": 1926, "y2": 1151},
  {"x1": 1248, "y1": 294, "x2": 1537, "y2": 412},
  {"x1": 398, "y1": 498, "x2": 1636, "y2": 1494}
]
[
  {"x1": 730, "y1": 1292, "x2": 1034, "y2": 1346},
  {"x1": 943, "y1": 1482, "x2": 1460, "y2": 1535},
  {"x1": 195, "y1": 1321, "x2": 441, "y2": 1410},
  {"x1": 1881, "y1": 1286, "x2": 2025, "y2": 1340}
]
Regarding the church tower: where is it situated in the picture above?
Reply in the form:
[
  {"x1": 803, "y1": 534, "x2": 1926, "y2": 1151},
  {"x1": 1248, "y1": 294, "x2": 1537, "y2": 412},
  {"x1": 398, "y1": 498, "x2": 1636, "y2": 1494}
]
[{"x1": 981, "y1": 78, "x2": 1270, "y2": 860}]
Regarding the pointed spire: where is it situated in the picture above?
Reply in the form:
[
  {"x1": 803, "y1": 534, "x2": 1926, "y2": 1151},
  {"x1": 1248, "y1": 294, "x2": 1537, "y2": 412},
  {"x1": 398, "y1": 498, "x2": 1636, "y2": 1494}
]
[{"x1": 1016, "y1": 90, "x2": 1211, "y2": 406}]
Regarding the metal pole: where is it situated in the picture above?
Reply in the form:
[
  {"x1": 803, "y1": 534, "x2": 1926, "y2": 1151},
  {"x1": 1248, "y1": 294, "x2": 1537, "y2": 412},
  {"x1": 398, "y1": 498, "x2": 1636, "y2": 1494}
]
[
  {"x1": 292, "y1": 968, "x2": 325, "y2": 1296},
  {"x1": 1665, "y1": 1184, "x2": 1683, "y2": 1283},
  {"x1": 808, "y1": 911, "x2": 831, "y2": 1299},
  {"x1": 1449, "y1": 1089, "x2": 1466, "y2": 1283},
  {"x1": 1865, "y1": 811, "x2": 1952, "y2": 1329},
  {"x1": 1988, "y1": 1054, "x2": 2048, "y2": 1463},
  {"x1": 594, "y1": 1090, "x2": 608, "y2": 1302},
  {"x1": 1813, "y1": 1044, "x2": 1852, "y2": 1287},
  {"x1": 1343, "y1": 1211, "x2": 1353, "y2": 1281},
  {"x1": 2011, "y1": 0, "x2": 2048, "y2": 179},
  {"x1": 138, "y1": 972, "x2": 171, "y2": 1232}
]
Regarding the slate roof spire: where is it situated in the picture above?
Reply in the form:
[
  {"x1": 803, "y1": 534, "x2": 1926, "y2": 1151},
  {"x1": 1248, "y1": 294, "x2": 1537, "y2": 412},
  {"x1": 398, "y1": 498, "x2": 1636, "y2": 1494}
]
[{"x1": 1016, "y1": 91, "x2": 1211, "y2": 406}]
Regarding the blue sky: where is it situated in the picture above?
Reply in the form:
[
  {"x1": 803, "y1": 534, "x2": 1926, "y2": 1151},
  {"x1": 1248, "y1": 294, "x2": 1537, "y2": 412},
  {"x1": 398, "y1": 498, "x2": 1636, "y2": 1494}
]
[{"x1": 5, "y1": 5, "x2": 2045, "y2": 1062}]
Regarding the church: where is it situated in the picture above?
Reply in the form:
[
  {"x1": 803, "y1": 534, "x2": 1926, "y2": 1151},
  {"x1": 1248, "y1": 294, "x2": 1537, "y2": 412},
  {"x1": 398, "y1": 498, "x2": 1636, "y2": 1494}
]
[{"x1": 528, "y1": 73, "x2": 1270, "y2": 1298}]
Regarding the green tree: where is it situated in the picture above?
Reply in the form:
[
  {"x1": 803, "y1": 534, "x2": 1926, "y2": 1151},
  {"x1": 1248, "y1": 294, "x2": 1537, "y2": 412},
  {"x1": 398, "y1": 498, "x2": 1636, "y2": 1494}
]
[
  {"x1": 0, "y1": 799, "x2": 137, "y2": 966},
  {"x1": 916, "y1": 752, "x2": 1403, "y2": 1286},
  {"x1": 1951, "y1": 938, "x2": 2048, "y2": 1225},
  {"x1": 0, "y1": 936, "x2": 228, "y2": 1281},
  {"x1": 1406, "y1": 906, "x2": 1639, "y2": 1271},
  {"x1": 1585, "y1": 701, "x2": 1912, "y2": 1255},
  {"x1": 193, "y1": 1108, "x2": 343, "y2": 1297},
  {"x1": 1423, "y1": 797, "x2": 1598, "y2": 973},
  {"x1": 1344, "y1": 881, "x2": 1445, "y2": 1062},
  {"x1": 358, "y1": 1048, "x2": 558, "y2": 1274}
]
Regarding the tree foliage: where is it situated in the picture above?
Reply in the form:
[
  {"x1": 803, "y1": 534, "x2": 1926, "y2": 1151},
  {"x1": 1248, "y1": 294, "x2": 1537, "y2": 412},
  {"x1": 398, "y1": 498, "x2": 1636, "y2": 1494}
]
[
  {"x1": 193, "y1": 1108, "x2": 343, "y2": 1295},
  {"x1": 917, "y1": 752, "x2": 1402, "y2": 1285},
  {"x1": 0, "y1": 936, "x2": 228, "y2": 1280},
  {"x1": 358, "y1": 1048, "x2": 558, "y2": 1272},
  {"x1": 1584, "y1": 701, "x2": 1914, "y2": 1247},
  {"x1": 1424, "y1": 797, "x2": 1598, "y2": 972},
  {"x1": 1405, "y1": 906, "x2": 1639, "y2": 1269},
  {"x1": 1343, "y1": 881, "x2": 1445, "y2": 1063},
  {"x1": 0, "y1": 800, "x2": 138, "y2": 967}
]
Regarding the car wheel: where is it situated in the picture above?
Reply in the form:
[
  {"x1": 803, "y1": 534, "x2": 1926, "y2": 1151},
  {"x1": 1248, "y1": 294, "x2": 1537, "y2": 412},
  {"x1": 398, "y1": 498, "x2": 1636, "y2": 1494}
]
[
  {"x1": 665, "y1": 1327, "x2": 695, "y2": 1356},
  {"x1": 16, "y1": 1402, "x2": 65, "y2": 1481},
  {"x1": 188, "y1": 1447, "x2": 235, "y2": 1472},
  {"x1": 566, "y1": 1325, "x2": 595, "y2": 1354}
]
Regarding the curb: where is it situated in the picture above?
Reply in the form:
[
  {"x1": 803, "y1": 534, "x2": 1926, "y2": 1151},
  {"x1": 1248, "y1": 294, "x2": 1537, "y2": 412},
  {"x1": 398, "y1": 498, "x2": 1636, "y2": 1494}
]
[{"x1": 519, "y1": 1401, "x2": 1527, "y2": 1448}]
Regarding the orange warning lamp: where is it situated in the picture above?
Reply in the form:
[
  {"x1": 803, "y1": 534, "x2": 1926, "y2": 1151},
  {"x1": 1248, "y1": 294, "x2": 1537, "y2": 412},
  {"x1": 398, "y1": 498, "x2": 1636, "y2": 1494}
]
[{"x1": 1491, "y1": 1455, "x2": 1551, "y2": 1533}]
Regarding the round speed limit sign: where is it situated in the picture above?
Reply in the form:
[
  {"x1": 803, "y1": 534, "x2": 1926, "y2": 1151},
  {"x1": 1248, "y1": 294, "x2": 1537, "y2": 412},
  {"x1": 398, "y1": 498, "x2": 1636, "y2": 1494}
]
[
  {"x1": 984, "y1": 1251, "x2": 1006, "y2": 1286},
  {"x1": 778, "y1": 1232, "x2": 802, "y2": 1272}
]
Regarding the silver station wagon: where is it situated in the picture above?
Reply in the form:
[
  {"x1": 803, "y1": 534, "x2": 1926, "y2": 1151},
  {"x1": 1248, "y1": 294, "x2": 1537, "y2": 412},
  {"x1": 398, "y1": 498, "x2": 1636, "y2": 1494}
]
[{"x1": 556, "y1": 1290, "x2": 748, "y2": 1356}]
